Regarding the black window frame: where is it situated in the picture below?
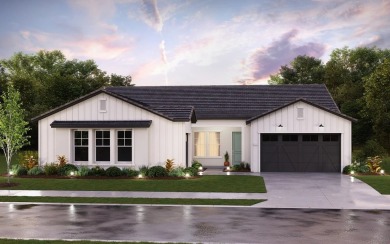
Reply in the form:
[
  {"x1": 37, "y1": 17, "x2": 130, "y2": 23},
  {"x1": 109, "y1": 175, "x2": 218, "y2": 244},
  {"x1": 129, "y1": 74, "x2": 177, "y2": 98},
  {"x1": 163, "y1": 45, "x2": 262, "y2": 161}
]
[
  {"x1": 117, "y1": 130, "x2": 132, "y2": 162},
  {"x1": 74, "y1": 130, "x2": 89, "y2": 162},
  {"x1": 96, "y1": 130, "x2": 110, "y2": 162}
]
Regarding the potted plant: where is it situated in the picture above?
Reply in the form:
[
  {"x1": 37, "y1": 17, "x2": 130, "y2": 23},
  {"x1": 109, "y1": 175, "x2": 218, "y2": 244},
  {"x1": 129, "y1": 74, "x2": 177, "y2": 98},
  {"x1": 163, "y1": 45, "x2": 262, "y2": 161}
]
[{"x1": 224, "y1": 151, "x2": 230, "y2": 166}]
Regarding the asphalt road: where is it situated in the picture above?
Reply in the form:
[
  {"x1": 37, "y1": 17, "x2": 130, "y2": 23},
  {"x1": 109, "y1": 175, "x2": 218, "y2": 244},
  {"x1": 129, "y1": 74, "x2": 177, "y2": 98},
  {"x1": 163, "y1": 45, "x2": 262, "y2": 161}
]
[{"x1": 0, "y1": 203, "x2": 389, "y2": 243}]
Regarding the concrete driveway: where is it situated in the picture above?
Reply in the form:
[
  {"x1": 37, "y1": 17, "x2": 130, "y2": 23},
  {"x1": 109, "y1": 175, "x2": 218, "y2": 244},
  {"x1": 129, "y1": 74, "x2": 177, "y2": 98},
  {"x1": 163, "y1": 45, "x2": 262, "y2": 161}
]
[{"x1": 255, "y1": 173, "x2": 390, "y2": 209}]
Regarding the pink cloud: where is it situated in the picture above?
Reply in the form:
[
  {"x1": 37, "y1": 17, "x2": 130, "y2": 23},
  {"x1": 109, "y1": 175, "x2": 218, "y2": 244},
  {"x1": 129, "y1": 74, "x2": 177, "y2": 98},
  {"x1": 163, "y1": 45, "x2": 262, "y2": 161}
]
[{"x1": 242, "y1": 29, "x2": 326, "y2": 84}]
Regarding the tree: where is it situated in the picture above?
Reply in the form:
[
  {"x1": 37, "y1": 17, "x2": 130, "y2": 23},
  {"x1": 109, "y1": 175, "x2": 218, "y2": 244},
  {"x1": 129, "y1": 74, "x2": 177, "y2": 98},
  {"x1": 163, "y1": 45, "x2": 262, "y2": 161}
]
[
  {"x1": 269, "y1": 55, "x2": 325, "y2": 84},
  {"x1": 364, "y1": 58, "x2": 390, "y2": 148},
  {"x1": 0, "y1": 85, "x2": 30, "y2": 184}
]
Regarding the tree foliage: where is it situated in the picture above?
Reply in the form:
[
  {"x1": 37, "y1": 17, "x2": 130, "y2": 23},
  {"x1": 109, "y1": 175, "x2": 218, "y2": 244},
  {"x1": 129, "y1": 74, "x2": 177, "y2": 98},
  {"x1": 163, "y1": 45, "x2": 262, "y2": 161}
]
[
  {"x1": 268, "y1": 47, "x2": 390, "y2": 148},
  {"x1": 0, "y1": 50, "x2": 132, "y2": 148},
  {"x1": 0, "y1": 85, "x2": 30, "y2": 184}
]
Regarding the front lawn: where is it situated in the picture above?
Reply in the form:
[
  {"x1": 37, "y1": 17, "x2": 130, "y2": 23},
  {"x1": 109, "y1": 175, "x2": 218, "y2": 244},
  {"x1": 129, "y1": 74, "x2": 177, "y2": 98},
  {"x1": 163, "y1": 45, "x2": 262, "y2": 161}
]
[
  {"x1": 0, "y1": 196, "x2": 264, "y2": 206},
  {"x1": 0, "y1": 175, "x2": 266, "y2": 193},
  {"x1": 356, "y1": 175, "x2": 390, "y2": 194}
]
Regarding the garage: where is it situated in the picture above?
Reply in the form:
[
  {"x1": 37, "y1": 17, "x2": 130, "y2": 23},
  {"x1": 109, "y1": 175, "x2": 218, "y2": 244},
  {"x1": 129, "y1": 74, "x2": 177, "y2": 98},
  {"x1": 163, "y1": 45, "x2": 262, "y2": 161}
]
[{"x1": 261, "y1": 134, "x2": 341, "y2": 172}]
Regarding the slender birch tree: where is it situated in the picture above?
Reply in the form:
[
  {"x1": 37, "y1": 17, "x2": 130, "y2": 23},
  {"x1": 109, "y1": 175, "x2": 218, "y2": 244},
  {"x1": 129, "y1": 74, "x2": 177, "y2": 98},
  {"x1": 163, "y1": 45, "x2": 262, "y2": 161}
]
[{"x1": 0, "y1": 84, "x2": 30, "y2": 184}]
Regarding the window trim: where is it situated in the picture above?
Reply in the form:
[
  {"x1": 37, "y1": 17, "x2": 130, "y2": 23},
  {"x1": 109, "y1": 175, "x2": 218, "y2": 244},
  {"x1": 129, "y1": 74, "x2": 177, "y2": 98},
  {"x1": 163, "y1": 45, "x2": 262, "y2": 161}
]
[
  {"x1": 95, "y1": 130, "x2": 111, "y2": 162},
  {"x1": 74, "y1": 130, "x2": 89, "y2": 162},
  {"x1": 193, "y1": 131, "x2": 221, "y2": 158},
  {"x1": 116, "y1": 129, "x2": 133, "y2": 163}
]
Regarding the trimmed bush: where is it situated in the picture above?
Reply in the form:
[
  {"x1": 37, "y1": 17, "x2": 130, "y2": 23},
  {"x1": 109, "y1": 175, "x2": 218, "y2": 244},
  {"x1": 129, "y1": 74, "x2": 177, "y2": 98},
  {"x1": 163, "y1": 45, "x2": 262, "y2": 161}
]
[
  {"x1": 28, "y1": 166, "x2": 44, "y2": 176},
  {"x1": 146, "y1": 166, "x2": 168, "y2": 178},
  {"x1": 89, "y1": 166, "x2": 106, "y2": 176},
  {"x1": 106, "y1": 166, "x2": 123, "y2": 177},
  {"x1": 191, "y1": 160, "x2": 202, "y2": 170},
  {"x1": 17, "y1": 166, "x2": 28, "y2": 176},
  {"x1": 122, "y1": 168, "x2": 139, "y2": 177},
  {"x1": 138, "y1": 165, "x2": 149, "y2": 176},
  {"x1": 342, "y1": 165, "x2": 351, "y2": 174},
  {"x1": 184, "y1": 167, "x2": 198, "y2": 176},
  {"x1": 58, "y1": 164, "x2": 78, "y2": 176},
  {"x1": 78, "y1": 166, "x2": 90, "y2": 176},
  {"x1": 168, "y1": 167, "x2": 185, "y2": 177},
  {"x1": 44, "y1": 163, "x2": 59, "y2": 176}
]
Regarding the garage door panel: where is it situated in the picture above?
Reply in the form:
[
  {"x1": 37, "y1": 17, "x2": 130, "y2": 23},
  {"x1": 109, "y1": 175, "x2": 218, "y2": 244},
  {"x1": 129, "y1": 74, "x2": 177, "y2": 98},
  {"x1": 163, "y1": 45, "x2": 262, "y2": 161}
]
[{"x1": 261, "y1": 134, "x2": 340, "y2": 172}]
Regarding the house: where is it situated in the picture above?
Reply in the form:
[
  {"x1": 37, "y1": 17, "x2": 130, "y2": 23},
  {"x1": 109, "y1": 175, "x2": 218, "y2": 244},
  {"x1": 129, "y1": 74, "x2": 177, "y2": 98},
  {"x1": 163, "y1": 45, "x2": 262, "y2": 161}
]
[{"x1": 32, "y1": 84, "x2": 355, "y2": 172}]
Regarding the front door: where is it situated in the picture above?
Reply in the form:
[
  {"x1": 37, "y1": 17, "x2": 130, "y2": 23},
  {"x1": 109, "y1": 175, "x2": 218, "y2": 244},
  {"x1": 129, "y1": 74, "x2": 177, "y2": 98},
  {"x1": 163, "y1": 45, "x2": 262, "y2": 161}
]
[{"x1": 232, "y1": 132, "x2": 242, "y2": 165}]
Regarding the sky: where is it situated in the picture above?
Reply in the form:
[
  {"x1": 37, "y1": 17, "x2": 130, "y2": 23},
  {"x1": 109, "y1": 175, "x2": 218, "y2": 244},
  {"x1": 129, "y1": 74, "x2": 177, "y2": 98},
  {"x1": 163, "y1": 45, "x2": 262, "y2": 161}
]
[{"x1": 1, "y1": 0, "x2": 390, "y2": 86}]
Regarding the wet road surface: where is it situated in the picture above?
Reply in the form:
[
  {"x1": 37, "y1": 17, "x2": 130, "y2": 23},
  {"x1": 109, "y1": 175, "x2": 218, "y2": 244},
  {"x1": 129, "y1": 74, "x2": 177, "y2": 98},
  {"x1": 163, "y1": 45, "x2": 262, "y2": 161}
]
[{"x1": 0, "y1": 203, "x2": 389, "y2": 243}]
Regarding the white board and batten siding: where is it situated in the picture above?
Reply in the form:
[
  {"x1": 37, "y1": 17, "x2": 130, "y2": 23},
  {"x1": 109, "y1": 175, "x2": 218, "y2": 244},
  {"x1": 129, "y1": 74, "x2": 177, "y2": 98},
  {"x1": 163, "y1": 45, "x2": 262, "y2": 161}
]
[
  {"x1": 250, "y1": 101, "x2": 352, "y2": 172},
  {"x1": 38, "y1": 93, "x2": 190, "y2": 168}
]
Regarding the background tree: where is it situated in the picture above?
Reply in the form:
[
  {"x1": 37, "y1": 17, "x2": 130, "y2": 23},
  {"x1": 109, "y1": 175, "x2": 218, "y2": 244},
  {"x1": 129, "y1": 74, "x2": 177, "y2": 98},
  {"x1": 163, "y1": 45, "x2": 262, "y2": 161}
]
[
  {"x1": 269, "y1": 55, "x2": 325, "y2": 84},
  {"x1": 0, "y1": 85, "x2": 30, "y2": 184},
  {"x1": 363, "y1": 58, "x2": 390, "y2": 148},
  {"x1": 0, "y1": 50, "x2": 133, "y2": 148}
]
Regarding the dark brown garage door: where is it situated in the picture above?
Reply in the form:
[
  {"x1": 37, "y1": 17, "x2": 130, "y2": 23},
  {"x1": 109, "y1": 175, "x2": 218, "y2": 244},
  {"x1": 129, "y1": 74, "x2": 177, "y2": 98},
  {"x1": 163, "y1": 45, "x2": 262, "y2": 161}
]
[{"x1": 261, "y1": 134, "x2": 341, "y2": 172}]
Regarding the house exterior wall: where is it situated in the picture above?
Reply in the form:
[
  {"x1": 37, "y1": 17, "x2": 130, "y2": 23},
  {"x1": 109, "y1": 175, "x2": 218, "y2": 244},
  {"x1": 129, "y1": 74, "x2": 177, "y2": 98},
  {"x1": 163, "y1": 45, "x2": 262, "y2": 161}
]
[
  {"x1": 38, "y1": 93, "x2": 189, "y2": 168},
  {"x1": 190, "y1": 120, "x2": 251, "y2": 167},
  {"x1": 250, "y1": 101, "x2": 352, "y2": 172}
]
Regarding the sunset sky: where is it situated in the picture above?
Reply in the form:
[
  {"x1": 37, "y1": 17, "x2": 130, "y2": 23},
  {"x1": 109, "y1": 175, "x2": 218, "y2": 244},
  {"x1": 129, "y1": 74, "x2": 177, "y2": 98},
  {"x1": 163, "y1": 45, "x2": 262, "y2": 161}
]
[{"x1": 1, "y1": 0, "x2": 389, "y2": 86}]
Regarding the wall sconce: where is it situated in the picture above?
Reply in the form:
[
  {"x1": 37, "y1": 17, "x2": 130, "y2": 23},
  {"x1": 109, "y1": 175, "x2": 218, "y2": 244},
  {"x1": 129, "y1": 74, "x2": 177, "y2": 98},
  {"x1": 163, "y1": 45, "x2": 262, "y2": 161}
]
[
  {"x1": 319, "y1": 124, "x2": 324, "y2": 128},
  {"x1": 278, "y1": 124, "x2": 283, "y2": 128}
]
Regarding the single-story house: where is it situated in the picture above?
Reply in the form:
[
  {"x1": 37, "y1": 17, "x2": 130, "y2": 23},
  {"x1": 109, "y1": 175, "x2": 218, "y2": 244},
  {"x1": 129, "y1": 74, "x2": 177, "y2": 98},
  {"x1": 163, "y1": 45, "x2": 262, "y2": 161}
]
[{"x1": 32, "y1": 84, "x2": 355, "y2": 172}]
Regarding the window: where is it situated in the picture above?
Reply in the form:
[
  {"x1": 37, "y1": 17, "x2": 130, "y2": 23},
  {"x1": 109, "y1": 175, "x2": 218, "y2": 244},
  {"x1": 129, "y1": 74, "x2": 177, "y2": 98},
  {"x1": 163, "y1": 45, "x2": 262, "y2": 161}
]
[
  {"x1": 96, "y1": 131, "x2": 110, "y2": 161},
  {"x1": 74, "y1": 131, "x2": 88, "y2": 161},
  {"x1": 302, "y1": 134, "x2": 318, "y2": 142},
  {"x1": 323, "y1": 134, "x2": 339, "y2": 142},
  {"x1": 194, "y1": 132, "x2": 220, "y2": 157},
  {"x1": 297, "y1": 107, "x2": 304, "y2": 119},
  {"x1": 99, "y1": 99, "x2": 107, "y2": 112},
  {"x1": 118, "y1": 130, "x2": 132, "y2": 162},
  {"x1": 263, "y1": 134, "x2": 278, "y2": 141},
  {"x1": 282, "y1": 135, "x2": 298, "y2": 141}
]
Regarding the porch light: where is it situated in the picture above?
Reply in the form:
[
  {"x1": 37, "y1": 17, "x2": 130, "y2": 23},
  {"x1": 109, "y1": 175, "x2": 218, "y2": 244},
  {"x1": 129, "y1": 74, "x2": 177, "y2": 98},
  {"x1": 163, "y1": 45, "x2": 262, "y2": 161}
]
[
  {"x1": 319, "y1": 124, "x2": 324, "y2": 128},
  {"x1": 138, "y1": 174, "x2": 143, "y2": 178},
  {"x1": 278, "y1": 124, "x2": 283, "y2": 128},
  {"x1": 380, "y1": 169, "x2": 385, "y2": 175},
  {"x1": 185, "y1": 173, "x2": 190, "y2": 178}
]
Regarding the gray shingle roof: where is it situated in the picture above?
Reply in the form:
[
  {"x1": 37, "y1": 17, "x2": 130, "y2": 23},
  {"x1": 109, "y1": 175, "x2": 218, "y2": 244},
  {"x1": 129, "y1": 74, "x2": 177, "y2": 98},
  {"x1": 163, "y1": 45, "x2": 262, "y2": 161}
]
[{"x1": 105, "y1": 84, "x2": 341, "y2": 120}]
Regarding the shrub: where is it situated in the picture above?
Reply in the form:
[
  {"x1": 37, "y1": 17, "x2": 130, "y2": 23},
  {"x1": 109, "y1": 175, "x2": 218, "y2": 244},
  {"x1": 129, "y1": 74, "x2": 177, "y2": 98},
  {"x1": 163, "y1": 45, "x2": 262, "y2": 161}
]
[
  {"x1": 106, "y1": 166, "x2": 123, "y2": 177},
  {"x1": 168, "y1": 167, "x2": 185, "y2": 177},
  {"x1": 10, "y1": 164, "x2": 21, "y2": 175},
  {"x1": 184, "y1": 167, "x2": 198, "y2": 176},
  {"x1": 56, "y1": 155, "x2": 68, "y2": 167},
  {"x1": 18, "y1": 151, "x2": 39, "y2": 170},
  {"x1": 165, "y1": 159, "x2": 175, "y2": 172},
  {"x1": 366, "y1": 156, "x2": 382, "y2": 173},
  {"x1": 356, "y1": 140, "x2": 387, "y2": 161},
  {"x1": 17, "y1": 166, "x2": 28, "y2": 176},
  {"x1": 28, "y1": 166, "x2": 44, "y2": 176},
  {"x1": 138, "y1": 165, "x2": 149, "y2": 176},
  {"x1": 122, "y1": 168, "x2": 139, "y2": 177},
  {"x1": 381, "y1": 157, "x2": 390, "y2": 172},
  {"x1": 191, "y1": 160, "x2": 202, "y2": 170},
  {"x1": 245, "y1": 162, "x2": 251, "y2": 171},
  {"x1": 342, "y1": 165, "x2": 351, "y2": 174},
  {"x1": 89, "y1": 166, "x2": 106, "y2": 176},
  {"x1": 78, "y1": 166, "x2": 90, "y2": 177},
  {"x1": 146, "y1": 166, "x2": 168, "y2": 178},
  {"x1": 58, "y1": 164, "x2": 78, "y2": 176},
  {"x1": 44, "y1": 163, "x2": 59, "y2": 176}
]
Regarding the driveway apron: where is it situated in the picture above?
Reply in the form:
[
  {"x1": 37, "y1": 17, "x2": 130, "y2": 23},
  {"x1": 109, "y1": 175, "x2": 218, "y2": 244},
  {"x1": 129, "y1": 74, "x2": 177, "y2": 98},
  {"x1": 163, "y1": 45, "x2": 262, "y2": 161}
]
[{"x1": 255, "y1": 173, "x2": 390, "y2": 209}]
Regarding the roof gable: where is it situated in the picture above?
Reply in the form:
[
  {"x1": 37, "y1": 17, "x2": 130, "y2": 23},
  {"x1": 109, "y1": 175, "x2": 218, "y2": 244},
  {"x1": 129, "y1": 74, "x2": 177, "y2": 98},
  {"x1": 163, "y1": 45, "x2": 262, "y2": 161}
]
[{"x1": 246, "y1": 98, "x2": 356, "y2": 124}]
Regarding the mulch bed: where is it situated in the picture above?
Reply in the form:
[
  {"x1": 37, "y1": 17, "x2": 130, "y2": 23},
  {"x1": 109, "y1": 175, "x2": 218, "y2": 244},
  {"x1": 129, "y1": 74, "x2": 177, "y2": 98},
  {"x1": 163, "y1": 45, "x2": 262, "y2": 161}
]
[{"x1": 0, "y1": 182, "x2": 20, "y2": 188}]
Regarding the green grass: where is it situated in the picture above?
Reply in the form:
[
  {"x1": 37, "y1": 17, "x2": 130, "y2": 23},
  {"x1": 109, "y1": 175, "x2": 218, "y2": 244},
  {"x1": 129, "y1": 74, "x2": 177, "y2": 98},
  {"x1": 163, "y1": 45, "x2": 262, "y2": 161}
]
[
  {"x1": 0, "y1": 196, "x2": 264, "y2": 206},
  {"x1": 0, "y1": 175, "x2": 266, "y2": 193},
  {"x1": 356, "y1": 175, "x2": 390, "y2": 194},
  {"x1": 0, "y1": 240, "x2": 179, "y2": 244}
]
